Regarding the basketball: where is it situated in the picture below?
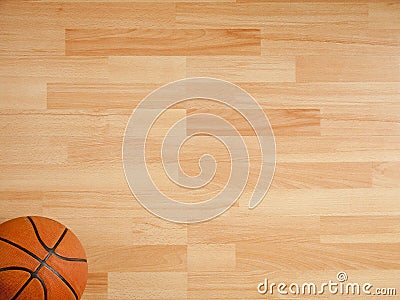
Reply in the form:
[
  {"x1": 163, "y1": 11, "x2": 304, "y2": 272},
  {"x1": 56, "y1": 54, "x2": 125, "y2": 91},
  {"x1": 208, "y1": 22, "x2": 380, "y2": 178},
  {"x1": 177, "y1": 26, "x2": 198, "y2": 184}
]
[{"x1": 0, "y1": 216, "x2": 88, "y2": 300}]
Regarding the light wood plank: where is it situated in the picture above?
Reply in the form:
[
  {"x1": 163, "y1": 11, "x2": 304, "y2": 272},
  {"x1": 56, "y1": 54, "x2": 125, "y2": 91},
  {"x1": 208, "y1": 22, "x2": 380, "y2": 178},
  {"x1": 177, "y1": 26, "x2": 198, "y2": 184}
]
[
  {"x1": 82, "y1": 273, "x2": 108, "y2": 300},
  {"x1": 262, "y1": 25, "x2": 400, "y2": 56},
  {"x1": 320, "y1": 216, "x2": 400, "y2": 243},
  {"x1": 0, "y1": 136, "x2": 67, "y2": 165},
  {"x1": 0, "y1": 77, "x2": 46, "y2": 109},
  {"x1": 87, "y1": 245, "x2": 186, "y2": 273},
  {"x1": 187, "y1": 108, "x2": 320, "y2": 136},
  {"x1": 108, "y1": 272, "x2": 187, "y2": 300},
  {"x1": 276, "y1": 136, "x2": 400, "y2": 162},
  {"x1": 238, "y1": 188, "x2": 400, "y2": 216},
  {"x1": 47, "y1": 82, "x2": 400, "y2": 110},
  {"x1": 236, "y1": 241, "x2": 400, "y2": 271},
  {"x1": 188, "y1": 244, "x2": 236, "y2": 272},
  {"x1": 0, "y1": 56, "x2": 108, "y2": 82},
  {"x1": 188, "y1": 211, "x2": 320, "y2": 244},
  {"x1": 187, "y1": 56, "x2": 295, "y2": 82},
  {"x1": 42, "y1": 195, "x2": 188, "y2": 245},
  {"x1": 373, "y1": 161, "x2": 400, "y2": 188},
  {"x1": 321, "y1": 106, "x2": 400, "y2": 136},
  {"x1": 273, "y1": 162, "x2": 372, "y2": 189},
  {"x1": 0, "y1": 1, "x2": 175, "y2": 29},
  {"x1": 108, "y1": 56, "x2": 186, "y2": 83},
  {"x1": 47, "y1": 83, "x2": 157, "y2": 110},
  {"x1": 66, "y1": 29, "x2": 261, "y2": 56},
  {"x1": 368, "y1": 2, "x2": 400, "y2": 30},
  {"x1": 177, "y1": 3, "x2": 367, "y2": 28},
  {"x1": 297, "y1": 56, "x2": 400, "y2": 83},
  {"x1": 0, "y1": 110, "x2": 129, "y2": 137},
  {"x1": 0, "y1": 191, "x2": 43, "y2": 223}
]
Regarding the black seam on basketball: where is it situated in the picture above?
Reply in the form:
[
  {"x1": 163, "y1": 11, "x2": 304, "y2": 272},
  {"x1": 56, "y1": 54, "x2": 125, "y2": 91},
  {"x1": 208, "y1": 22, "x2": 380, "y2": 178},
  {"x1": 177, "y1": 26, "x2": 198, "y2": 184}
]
[
  {"x1": 33, "y1": 275, "x2": 48, "y2": 300},
  {"x1": 50, "y1": 228, "x2": 87, "y2": 261},
  {"x1": 51, "y1": 252, "x2": 87, "y2": 262},
  {"x1": 0, "y1": 266, "x2": 33, "y2": 276},
  {"x1": 27, "y1": 216, "x2": 51, "y2": 251},
  {"x1": 11, "y1": 276, "x2": 33, "y2": 300},
  {"x1": 43, "y1": 263, "x2": 79, "y2": 300},
  {"x1": 42, "y1": 226, "x2": 79, "y2": 300},
  {"x1": 0, "y1": 237, "x2": 42, "y2": 262},
  {"x1": 52, "y1": 228, "x2": 68, "y2": 250},
  {"x1": 0, "y1": 266, "x2": 48, "y2": 300},
  {"x1": 28, "y1": 217, "x2": 87, "y2": 263}
]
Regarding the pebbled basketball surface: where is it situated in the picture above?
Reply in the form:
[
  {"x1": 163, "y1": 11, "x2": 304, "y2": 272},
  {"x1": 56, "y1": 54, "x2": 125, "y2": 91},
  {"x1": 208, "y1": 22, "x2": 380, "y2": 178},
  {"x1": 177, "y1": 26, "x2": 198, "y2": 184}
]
[{"x1": 0, "y1": 216, "x2": 88, "y2": 300}]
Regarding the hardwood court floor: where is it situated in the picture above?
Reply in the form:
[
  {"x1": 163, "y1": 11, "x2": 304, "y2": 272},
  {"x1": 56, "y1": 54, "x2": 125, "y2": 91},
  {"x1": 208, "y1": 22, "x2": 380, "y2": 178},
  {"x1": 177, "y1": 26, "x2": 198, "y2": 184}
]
[{"x1": 1, "y1": 1, "x2": 400, "y2": 299}]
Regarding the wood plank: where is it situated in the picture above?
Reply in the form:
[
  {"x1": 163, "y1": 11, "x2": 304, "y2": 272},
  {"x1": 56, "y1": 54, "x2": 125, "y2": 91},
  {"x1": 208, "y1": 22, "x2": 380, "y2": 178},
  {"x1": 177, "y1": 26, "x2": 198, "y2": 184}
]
[
  {"x1": 42, "y1": 195, "x2": 187, "y2": 245},
  {"x1": 47, "y1": 83, "x2": 158, "y2": 110},
  {"x1": 0, "y1": 191, "x2": 43, "y2": 223},
  {"x1": 238, "y1": 188, "x2": 400, "y2": 216},
  {"x1": 368, "y1": 2, "x2": 400, "y2": 30},
  {"x1": 43, "y1": 207, "x2": 187, "y2": 247},
  {"x1": 0, "y1": 111, "x2": 129, "y2": 137},
  {"x1": 82, "y1": 273, "x2": 108, "y2": 300},
  {"x1": 0, "y1": 164, "x2": 125, "y2": 191},
  {"x1": 296, "y1": 56, "x2": 400, "y2": 82},
  {"x1": 86, "y1": 245, "x2": 186, "y2": 273},
  {"x1": 0, "y1": 77, "x2": 46, "y2": 109},
  {"x1": 188, "y1": 244, "x2": 236, "y2": 272},
  {"x1": 47, "y1": 82, "x2": 400, "y2": 110},
  {"x1": 108, "y1": 56, "x2": 186, "y2": 83},
  {"x1": 186, "y1": 108, "x2": 320, "y2": 136},
  {"x1": 108, "y1": 272, "x2": 187, "y2": 300},
  {"x1": 0, "y1": 27, "x2": 64, "y2": 56},
  {"x1": 187, "y1": 56, "x2": 295, "y2": 82},
  {"x1": 236, "y1": 241, "x2": 400, "y2": 271},
  {"x1": 177, "y1": 2, "x2": 367, "y2": 28},
  {"x1": 373, "y1": 161, "x2": 400, "y2": 188},
  {"x1": 276, "y1": 136, "x2": 400, "y2": 162},
  {"x1": 66, "y1": 29, "x2": 260, "y2": 56},
  {"x1": 0, "y1": 56, "x2": 108, "y2": 82},
  {"x1": 188, "y1": 211, "x2": 320, "y2": 244},
  {"x1": 188, "y1": 271, "x2": 262, "y2": 299},
  {"x1": 321, "y1": 106, "x2": 400, "y2": 136},
  {"x1": 0, "y1": 136, "x2": 67, "y2": 165},
  {"x1": 184, "y1": 82, "x2": 400, "y2": 109},
  {"x1": 262, "y1": 25, "x2": 400, "y2": 56},
  {"x1": 320, "y1": 216, "x2": 400, "y2": 243},
  {"x1": 0, "y1": 2, "x2": 64, "y2": 56},
  {"x1": 273, "y1": 162, "x2": 372, "y2": 189},
  {"x1": 0, "y1": 1, "x2": 175, "y2": 30},
  {"x1": 42, "y1": 191, "x2": 142, "y2": 218}
]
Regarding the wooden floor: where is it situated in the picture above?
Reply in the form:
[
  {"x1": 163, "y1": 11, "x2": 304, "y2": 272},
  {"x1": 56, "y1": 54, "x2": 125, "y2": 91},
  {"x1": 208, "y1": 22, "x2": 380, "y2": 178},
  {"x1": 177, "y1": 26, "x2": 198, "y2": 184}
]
[{"x1": 1, "y1": 0, "x2": 400, "y2": 299}]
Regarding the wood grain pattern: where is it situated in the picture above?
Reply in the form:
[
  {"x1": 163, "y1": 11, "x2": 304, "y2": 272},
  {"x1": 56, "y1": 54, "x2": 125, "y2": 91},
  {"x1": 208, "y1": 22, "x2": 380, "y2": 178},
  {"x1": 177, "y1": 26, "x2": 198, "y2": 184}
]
[
  {"x1": 0, "y1": 1, "x2": 399, "y2": 299},
  {"x1": 187, "y1": 108, "x2": 320, "y2": 136},
  {"x1": 296, "y1": 56, "x2": 400, "y2": 82},
  {"x1": 176, "y1": 3, "x2": 368, "y2": 28},
  {"x1": 187, "y1": 56, "x2": 295, "y2": 82},
  {"x1": 262, "y1": 25, "x2": 400, "y2": 56},
  {"x1": 66, "y1": 29, "x2": 261, "y2": 56}
]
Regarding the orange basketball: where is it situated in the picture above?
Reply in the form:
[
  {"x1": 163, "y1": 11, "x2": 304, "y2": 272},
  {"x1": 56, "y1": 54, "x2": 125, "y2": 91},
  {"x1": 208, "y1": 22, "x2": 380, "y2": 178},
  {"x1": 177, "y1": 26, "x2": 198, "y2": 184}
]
[{"x1": 0, "y1": 216, "x2": 88, "y2": 300}]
